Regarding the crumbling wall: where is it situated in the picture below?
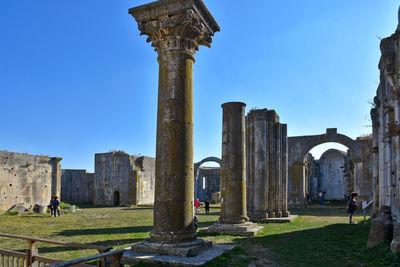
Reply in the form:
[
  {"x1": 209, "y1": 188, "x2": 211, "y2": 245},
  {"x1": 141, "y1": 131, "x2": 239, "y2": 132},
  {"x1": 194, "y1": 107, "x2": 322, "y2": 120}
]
[
  {"x1": 369, "y1": 13, "x2": 400, "y2": 252},
  {"x1": 318, "y1": 149, "x2": 346, "y2": 200},
  {"x1": 94, "y1": 152, "x2": 155, "y2": 206},
  {"x1": 194, "y1": 166, "x2": 220, "y2": 201},
  {"x1": 61, "y1": 170, "x2": 94, "y2": 203},
  {"x1": 0, "y1": 150, "x2": 61, "y2": 210},
  {"x1": 135, "y1": 156, "x2": 155, "y2": 205}
]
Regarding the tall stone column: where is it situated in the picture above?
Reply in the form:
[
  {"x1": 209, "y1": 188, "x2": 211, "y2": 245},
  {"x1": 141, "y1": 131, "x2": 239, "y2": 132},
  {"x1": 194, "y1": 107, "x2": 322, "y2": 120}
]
[
  {"x1": 129, "y1": 0, "x2": 219, "y2": 256},
  {"x1": 281, "y1": 124, "x2": 290, "y2": 217},
  {"x1": 246, "y1": 111, "x2": 269, "y2": 221},
  {"x1": 246, "y1": 109, "x2": 292, "y2": 222},
  {"x1": 274, "y1": 123, "x2": 282, "y2": 217},
  {"x1": 371, "y1": 107, "x2": 380, "y2": 216},
  {"x1": 200, "y1": 102, "x2": 263, "y2": 236},
  {"x1": 50, "y1": 157, "x2": 62, "y2": 199},
  {"x1": 267, "y1": 117, "x2": 276, "y2": 218},
  {"x1": 219, "y1": 102, "x2": 249, "y2": 224}
]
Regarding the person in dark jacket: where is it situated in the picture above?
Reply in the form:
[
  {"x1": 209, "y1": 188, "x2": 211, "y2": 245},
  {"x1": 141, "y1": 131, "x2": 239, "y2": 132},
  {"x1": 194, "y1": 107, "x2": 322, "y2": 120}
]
[
  {"x1": 347, "y1": 192, "x2": 358, "y2": 224},
  {"x1": 204, "y1": 198, "x2": 210, "y2": 215},
  {"x1": 51, "y1": 196, "x2": 61, "y2": 217}
]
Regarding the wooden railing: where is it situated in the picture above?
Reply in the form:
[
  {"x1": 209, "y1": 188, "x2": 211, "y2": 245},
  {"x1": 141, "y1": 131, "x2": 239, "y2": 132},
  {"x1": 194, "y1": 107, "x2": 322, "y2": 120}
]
[{"x1": 0, "y1": 233, "x2": 124, "y2": 267}]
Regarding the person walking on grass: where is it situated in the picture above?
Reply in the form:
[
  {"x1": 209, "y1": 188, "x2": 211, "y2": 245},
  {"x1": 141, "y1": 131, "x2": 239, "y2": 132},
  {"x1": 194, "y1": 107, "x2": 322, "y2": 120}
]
[
  {"x1": 194, "y1": 198, "x2": 200, "y2": 215},
  {"x1": 51, "y1": 196, "x2": 61, "y2": 217},
  {"x1": 347, "y1": 192, "x2": 358, "y2": 224}
]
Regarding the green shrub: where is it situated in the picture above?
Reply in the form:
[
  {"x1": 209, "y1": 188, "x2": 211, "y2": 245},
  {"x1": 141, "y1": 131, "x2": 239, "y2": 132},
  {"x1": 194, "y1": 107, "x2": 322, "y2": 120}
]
[{"x1": 5, "y1": 210, "x2": 18, "y2": 216}]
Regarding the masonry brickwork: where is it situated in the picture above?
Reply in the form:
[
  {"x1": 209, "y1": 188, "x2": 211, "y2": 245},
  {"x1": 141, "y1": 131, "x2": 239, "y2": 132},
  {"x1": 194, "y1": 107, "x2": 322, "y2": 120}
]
[{"x1": 0, "y1": 150, "x2": 61, "y2": 210}]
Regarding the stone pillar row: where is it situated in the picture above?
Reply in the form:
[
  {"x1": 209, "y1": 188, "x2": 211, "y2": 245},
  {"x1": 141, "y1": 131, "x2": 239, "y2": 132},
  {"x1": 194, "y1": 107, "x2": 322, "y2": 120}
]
[{"x1": 246, "y1": 109, "x2": 290, "y2": 222}]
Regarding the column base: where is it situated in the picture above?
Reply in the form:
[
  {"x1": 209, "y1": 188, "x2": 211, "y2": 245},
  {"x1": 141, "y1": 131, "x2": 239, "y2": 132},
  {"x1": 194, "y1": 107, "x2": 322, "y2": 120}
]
[
  {"x1": 249, "y1": 212, "x2": 269, "y2": 223},
  {"x1": 131, "y1": 238, "x2": 211, "y2": 257},
  {"x1": 268, "y1": 211, "x2": 276, "y2": 218},
  {"x1": 282, "y1": 210, "x2": 290, "y2": 217},
  {"x1": 199, "y1": 222, "x2": 263, "y2": 237},
  {"x1": 275, "y1": 210, "x2": 282, "y2": 218}
]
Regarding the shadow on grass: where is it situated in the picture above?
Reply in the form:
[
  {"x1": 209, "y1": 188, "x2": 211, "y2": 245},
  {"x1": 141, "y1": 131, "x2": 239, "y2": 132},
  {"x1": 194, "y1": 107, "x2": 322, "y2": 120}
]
[
  {"x1": 290, "y1": 206, "x2": 361, "y2": 218},
  {"x1": 121, "y1": 207, "x2": 154, "y2": 211},
  {"x1": 34, "y1": 238, "x2": 144, "y2": 254},
  {"x1": 225, "y1": 222, "x2": 392, "y2": 267},
  {"x1": 57, "y1": 226, "x2": 152, "y2": 236}
]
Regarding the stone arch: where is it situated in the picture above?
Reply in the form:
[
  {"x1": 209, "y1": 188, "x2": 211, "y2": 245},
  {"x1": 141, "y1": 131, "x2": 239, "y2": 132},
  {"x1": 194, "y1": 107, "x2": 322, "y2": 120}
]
[
  {"x1": 290, "y1": 129, "x2": 361, "y2": 164},
  {"x1": 194, "y1": 157, "x2": 221, "y2": 201},
  {"x1": 287, "y1": 128, "x2": 361, "y2": 207}
]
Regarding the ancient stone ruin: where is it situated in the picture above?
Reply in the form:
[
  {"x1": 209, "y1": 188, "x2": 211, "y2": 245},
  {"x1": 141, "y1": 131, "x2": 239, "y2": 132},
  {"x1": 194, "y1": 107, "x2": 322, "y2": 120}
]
[
  {"x1": 369, "y1": 13, "x2": 400, "y2": 251},
  {"x1": 194, "y1": 157, "x2": 221, "y2": 202},
  {"x1": 246, "y1": 108, "x2": 290, "y2": 222},
  {"x1": 128, "y1": 0, "x2": 225, "y2": 260},
  {"x1": 288, "y1": 128, "x2": 372, "y2": 207},
  {"x1": 200, "y1": 102, "x2": 263, "y2": 236},
  {"x1": 61, "y1": 151, "x2": 155, "y2": 206},
  {"x1": 0, "y1": 150, "x2": 61, "y2": 211}
]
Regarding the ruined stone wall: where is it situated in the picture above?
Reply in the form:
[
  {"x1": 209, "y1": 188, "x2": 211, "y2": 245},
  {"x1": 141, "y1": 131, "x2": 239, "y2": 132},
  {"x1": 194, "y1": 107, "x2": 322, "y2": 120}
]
[
  {"x1": 0, "y1": 150, "x2": 61, "y2": 210},
  {"x1": 371, "y1": 28, "x2": 400, "y2": 220},
  {"x1": 94, "y1": 152, "x2": 155, "y2": 206},
  {"x1": 288, "y1": 129, "x2": 363, "y2": 207},
  {"x1": 134, "y1": 156, "x2": 155, "y2": 205},
  {"x1": 61, "y1": 170, "x2": 94, "y2": 203},
  {"x1": 369, "y1": 18, "x2": 400, "y2": 251},
  {"x1": 194, "y1": 166, "x2": 220, "y2": 201},
  {"x1": 318, "y1": 149, "x2": 346, "y2": 200},
  {"x1": 246, "y1": 109, "x2": 289, "y2": 221},
  {"x1": 353, "y1": 137, "x2": 373, "y2": 203}
]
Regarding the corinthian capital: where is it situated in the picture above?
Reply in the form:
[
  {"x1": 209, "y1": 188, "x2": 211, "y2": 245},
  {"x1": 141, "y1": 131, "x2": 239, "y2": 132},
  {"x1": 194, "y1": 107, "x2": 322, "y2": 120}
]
[{"x1": 129, "y1": 0, "x2": 220, "y2": 54}]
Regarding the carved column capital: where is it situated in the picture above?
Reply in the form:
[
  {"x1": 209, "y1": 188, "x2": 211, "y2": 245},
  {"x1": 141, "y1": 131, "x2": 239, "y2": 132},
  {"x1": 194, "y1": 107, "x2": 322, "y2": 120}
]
[{"x1": 129, "y1": 0, "x2": 220, "y2": 56}]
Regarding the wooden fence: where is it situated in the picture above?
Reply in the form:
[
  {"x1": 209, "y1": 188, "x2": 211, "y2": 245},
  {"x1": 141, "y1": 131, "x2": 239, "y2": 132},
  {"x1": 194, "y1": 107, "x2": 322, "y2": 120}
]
[{"x1": 0, "y1": 233, "x2": 124, "y2": 267}]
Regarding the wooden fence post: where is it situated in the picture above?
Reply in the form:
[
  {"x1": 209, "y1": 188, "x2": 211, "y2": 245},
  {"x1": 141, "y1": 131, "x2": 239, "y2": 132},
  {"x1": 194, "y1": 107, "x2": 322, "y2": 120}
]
[{"x1": 27, "y1": 240, "x2": 39, "y2": 267}]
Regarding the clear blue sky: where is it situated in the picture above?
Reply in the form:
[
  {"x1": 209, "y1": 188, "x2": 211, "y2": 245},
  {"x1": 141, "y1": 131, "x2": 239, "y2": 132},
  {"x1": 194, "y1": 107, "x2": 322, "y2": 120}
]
[{"x1": 0, "y1": 1, "x2": 398, "y2": 171}]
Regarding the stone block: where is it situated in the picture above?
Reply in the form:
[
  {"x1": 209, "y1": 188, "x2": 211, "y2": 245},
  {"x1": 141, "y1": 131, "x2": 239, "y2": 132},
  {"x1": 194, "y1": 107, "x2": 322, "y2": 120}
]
[
  {"x1": 199, "y1": 222, "x2": 263, "y2": 237},
  {"x1": 131, "y1": 239, "x2": 211, "y2": 257},
  {"x1": 367, "y1": 215, "x2": 393, "y2": 248},
  {"x1": 123, "y1": 244, "x2": 234, "y2": 266},
  {"x1": 391, "y1": 221, "x2": 400, "y2": 253}
]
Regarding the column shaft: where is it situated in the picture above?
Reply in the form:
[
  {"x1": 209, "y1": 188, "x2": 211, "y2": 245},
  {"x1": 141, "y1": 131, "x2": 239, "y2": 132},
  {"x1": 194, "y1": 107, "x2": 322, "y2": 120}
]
[
  {"x1": 150, "y1": 51, "x2": 196, "y2": 243},
  {"x1": 220, "y1": 102, "x2": 249, "y2": 224}
]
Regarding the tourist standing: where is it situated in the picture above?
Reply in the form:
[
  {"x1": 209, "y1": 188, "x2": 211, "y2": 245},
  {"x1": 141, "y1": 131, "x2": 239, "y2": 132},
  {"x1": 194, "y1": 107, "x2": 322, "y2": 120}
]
[
  {"x1": 194, "y1": 198, "x2": 200, "y2": 215},
  {"x1": 48, "y1": 196, "x2": 54, "y2": 217},
  {"x1": 204, "y1": 198, "x2": 210, "y2": 214},
  {"x1": 347, "y1": 192, "x2": 358, "y2": 224},
  {"x1": 51, "y1": 196, "x2": 61, "y2": 217}
]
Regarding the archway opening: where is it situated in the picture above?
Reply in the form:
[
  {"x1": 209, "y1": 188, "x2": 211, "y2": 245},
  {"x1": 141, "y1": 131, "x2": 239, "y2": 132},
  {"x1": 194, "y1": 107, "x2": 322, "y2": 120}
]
[
  {"x1": 194, "y1": 157, "x2": 221, "y2": 202},
  {"x1": 113, "y1": 191, "x2": 120, "y2": 206},
  {"x1": 304, "y1": 142, "x2": 352, "y2": 201}
]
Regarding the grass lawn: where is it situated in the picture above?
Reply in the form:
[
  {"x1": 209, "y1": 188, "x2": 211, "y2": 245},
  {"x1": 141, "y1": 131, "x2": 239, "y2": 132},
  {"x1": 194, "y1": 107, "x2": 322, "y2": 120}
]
[{"x1": 0, "y1": 203, "x2": 398, "y2": 266}]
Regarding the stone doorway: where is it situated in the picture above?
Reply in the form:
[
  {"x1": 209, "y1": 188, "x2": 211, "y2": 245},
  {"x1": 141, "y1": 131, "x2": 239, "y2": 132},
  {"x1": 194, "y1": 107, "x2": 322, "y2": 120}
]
[{"x1": 113, "y1": 191, "x2": 120, "y2": 206}]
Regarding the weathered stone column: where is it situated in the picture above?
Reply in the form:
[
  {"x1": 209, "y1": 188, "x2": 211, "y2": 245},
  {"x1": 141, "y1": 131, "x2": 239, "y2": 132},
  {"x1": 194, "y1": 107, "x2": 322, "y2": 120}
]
[
  {"x1": 274, "y1": 123, "x2": 282, "y2": 217},
  {"x1": 267, "y1": 116, "x2": 276, "y2": 218},
  {"x1": 50, "y1": 157, "x2": 62, "y2": 199},
  {"x1": 129, "y1": 0, "x2": 219, "y2": 256},
  {"x1": 219, "y1": 102, "x2": 249, "y2": 224},
  {"x1": 200, "y1": 102, "x2": 263, "y2": 236},
  {"x1": 281, "y1": 124, "x2": 290, "y2": 217},
  {"x1": 371, "y1": 107, "x2": 380, "y2": 216},
  {"x1": 246, "y1": 111, "x2": 269, "y2": 221}
]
